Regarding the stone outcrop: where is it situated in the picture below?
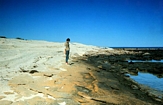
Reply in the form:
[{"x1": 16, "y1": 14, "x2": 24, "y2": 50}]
[
  {"x1": 0, "y1": 38, "x2": 163, "y2": 104},
  {"x1": 80, "y1": 49, "x2": 163, "y2": 104}
]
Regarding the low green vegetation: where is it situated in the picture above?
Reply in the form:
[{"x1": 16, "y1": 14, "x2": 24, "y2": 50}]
[
  {"x1": 16, "y1": 37, "x2": 24, "y2": 40},
  {"x1": 0, "y1": 36, "x2": 7, "y2": 38}
]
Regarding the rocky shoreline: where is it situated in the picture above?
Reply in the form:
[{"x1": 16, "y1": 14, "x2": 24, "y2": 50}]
[
  {"x1": 77, "y1": 49, "x2": 163, "y2": 104},
  {"x1": 0, "y1": 38, "x2": 163, "y2": 104}
]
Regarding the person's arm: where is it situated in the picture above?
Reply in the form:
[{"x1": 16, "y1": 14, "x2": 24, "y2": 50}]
[
  {"x1": 64, "y1": 42, "x2": 67, "y2": 54},
  {"x1": 64, "y1": 49, "x2": 66, "y2": 54}
]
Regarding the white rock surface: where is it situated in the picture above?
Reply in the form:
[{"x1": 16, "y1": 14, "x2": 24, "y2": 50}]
[{"x1": 0, "y1": 38, "x2": 113, "y2": 103}]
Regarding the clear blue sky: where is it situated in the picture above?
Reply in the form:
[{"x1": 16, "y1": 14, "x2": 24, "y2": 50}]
[{"x1": 0, "y1": 0, "x2": 163, "y2": 47}]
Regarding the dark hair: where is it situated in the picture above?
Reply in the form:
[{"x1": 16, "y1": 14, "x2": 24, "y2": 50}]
[{"x1": 66, "y1": 38, "x2": 70, "y2": 41}]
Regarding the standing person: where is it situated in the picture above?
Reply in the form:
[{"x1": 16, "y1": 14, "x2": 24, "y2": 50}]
[{"x1": 64, "y1": 38, "x2": 70, "y2": 64}]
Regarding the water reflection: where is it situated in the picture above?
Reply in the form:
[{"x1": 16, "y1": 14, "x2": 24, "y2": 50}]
[
  {"x1": 128, "y1": 60, "x2": 163, "y2": 63},
  {"x1": 127, "y1": 72, "x2": 163, "y2": 92}
]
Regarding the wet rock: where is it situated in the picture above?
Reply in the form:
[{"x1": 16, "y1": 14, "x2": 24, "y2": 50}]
[
  {"x1": 128, "y1": 61, "x2": 134, "y2": 64},
  {"x1": 102, "y1": 63, "x2": 111, "y2": 70},
  {"x1": 143, "y1": 52, "x2": 150, "y2": 55},
  {"x1": 96, "y1": 60, "x2": 103, "y2": 65},
  {"x1": 131, "y1": 85, "x2": 139, "y2": 90},
  {"x1": 124, "y1": 75, "x2": 130, "y2": 77},
  {"x1": 76, "y1": 85, "x2": 91, "y2": 93},
  {"x1": 157, "y1": 74, "x2": 163, "y2": 78},
  {"x1": 97, "y1": 63, "x2": 111, "y2": 70},
  {"x1": 143, "y1": 56, "x2": 152, "y2": 60},
  {"x1": 95, "y1": 69, "x2": 101, "y2": 72},
  {"x1": 129, "y1": 72, "x2": 138, "y2": 76},
  {"x1": 120, "y1": 71, "x2": 128, "y2": 75},
  {"x1": 153, "y1": 57, "x2": 162, "y2": 61},
  {"x1": 154, "y1": 98, "x2": 162, "y2": 102},
  {"x1": 110, "y1": 66, "x2": 116, "y2": 69},
  {"x1": 97, "y1": 65, "x2": 102, "y2": 69},
  {"x1": 108, "y1": 56, "x2": 117, "y2": 62},
  {"x1": 110, "y1": 85, "x2": 120, "y2": 90}
]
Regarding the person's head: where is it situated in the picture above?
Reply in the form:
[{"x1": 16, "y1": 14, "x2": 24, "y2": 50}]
[{"x1": 66, "y1": 38, "x2": 70, "y2": 42}]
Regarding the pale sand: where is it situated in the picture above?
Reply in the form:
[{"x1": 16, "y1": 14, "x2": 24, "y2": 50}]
[{"x1": 0, "y1": 38, "x2": 112, "y2": 103}]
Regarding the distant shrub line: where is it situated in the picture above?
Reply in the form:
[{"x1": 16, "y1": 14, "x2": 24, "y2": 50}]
[
  {"x1": 0, "y1": 36, "x2": 7, "y2": 38},
  {"x1": 0, "y1": 36, "x2": 25, "y2": 40},
  {"x1": 16, "y1": 37, "x2": 24, "y2": 40}
]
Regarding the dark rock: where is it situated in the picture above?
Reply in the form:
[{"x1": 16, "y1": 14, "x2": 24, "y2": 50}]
[
  {"x1": 154, "y1": 98, "x2": 162, "y2": 102},
  {"x1": 131, "y1": 85, "x2": 139, "y2": 90},
  {"x1": 97, "y1": 65, "x2": 102, "y2": 69},
  {"x1": 101, "y1": 63, "x2": 111, "y2": 70},
  {"x1": 43, "y1": 73, "x2": 53, "y2": 77},
  {"x1": 110, "y1": 86, "x2": 120, "y2": 90},
  {"x1": 20, "y1": 67, "x2": 29, "y2": 72},
  {"x1": 76, "y1": 85, "x2": 91, "y2": 93},
  {"x1": 124, "y1": 75, "x2": 130, "y2": 77},
  {"x1": 86, "y1": 67, "x2": 91, "y2": 70},
  {"x1": 128, "y1": 61, "x2": 134, "y2": 64},
  {"x1": 29, "y1": 70, "x2": 38, "y2": 74},
  {"x1": 108, "y1": 56, "x2": 117, "y2": 62},
  {"x1": 33, "y1": 65, "x2": 38, "y2": 68},
  {"x1": 157, "y1": 74, "x2": 163, "y2": 78}
]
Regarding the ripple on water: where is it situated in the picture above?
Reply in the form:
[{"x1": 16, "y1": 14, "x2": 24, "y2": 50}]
[{"x1": 127, "y1": 72, "x2": 163, "y2": 92}]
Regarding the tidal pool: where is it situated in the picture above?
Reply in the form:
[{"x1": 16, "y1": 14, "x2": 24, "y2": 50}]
[
  {"x1": 128, "y1": 60, "x2": 163, "y2": 63},
  {"x1": 127, "y1": 72, "x2": 163, "y2": 92}
]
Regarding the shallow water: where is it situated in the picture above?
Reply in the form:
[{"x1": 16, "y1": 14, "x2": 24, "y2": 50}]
[
  {"x1": 128, "y1": 60, "x2": 163, "y2": 63},
  {"x1": 127, "y1": 72, "x2": 163, "y2": 92}
]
